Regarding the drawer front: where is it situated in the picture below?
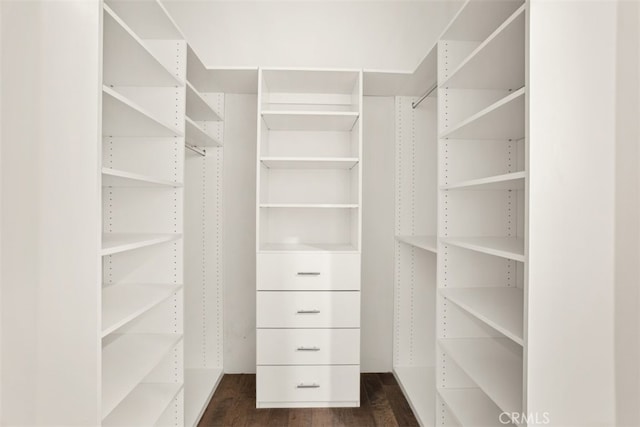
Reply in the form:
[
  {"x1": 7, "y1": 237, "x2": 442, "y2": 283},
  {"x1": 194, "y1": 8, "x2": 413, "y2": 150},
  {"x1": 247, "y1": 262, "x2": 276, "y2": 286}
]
[
  {"x1": 257, "y1": 253, "x2": 360, "y2": 291},
  {"x1": 257, "y1": 329, "x2": 360, "y2": 365},
  {"x1": 257, "y1": 291, "x2": 360, "y2": 328},
  {"x1": 257, "y1": 365, "x2": 360, "y2": 404}
]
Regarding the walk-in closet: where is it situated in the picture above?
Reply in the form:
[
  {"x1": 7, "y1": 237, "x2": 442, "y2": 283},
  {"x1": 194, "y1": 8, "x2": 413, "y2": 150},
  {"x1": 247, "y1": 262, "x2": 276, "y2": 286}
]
[{"x1": 1, "y1": 0, "x2": 639, "y2": 426}]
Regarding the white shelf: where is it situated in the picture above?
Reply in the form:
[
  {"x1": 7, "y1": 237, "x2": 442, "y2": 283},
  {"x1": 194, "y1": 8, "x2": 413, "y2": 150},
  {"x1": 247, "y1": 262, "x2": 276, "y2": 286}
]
[
  {"x1": 260, "y1": 157, "x2": 359, "y2": 169},
  {"x1": 441, "y1": 88, "x2": 525, "y2": 140},
  {"x1": 185, "y1": 368, "x2": 224, "y2": 427},
  {"x1": 259, "y1": 242, "x2": 358, "y2": 253},
  {"x1": 441, "y1": 0, "x2": 524, "y2": 41},
  {"x1": 103, "y1": 382, "x2": 183, "y2": 427},
  {"x1": 441, "y1": 171, "x2": 525, "y2": 191},
  {"x1": 393, "y1": 366, "x2": 435, "y2": 427},
  {"x1": 102, "y1": 233, "x2": 181, "y2": 256},
  {"x1": 441, "y1": 5, "x2": 525, "y2": 90},
  {"x1": 260, "y1": 203, "x2": 358, "y2": 208},
  {"x1": 186, "y1": 81, "x2": 222, "y2": 122},
  {"x1": 439, "y1": 338, "x2": 522, "y2": 417},
  {"x1": 440, "y1": 287, "x2": 524, "y2": 345},
  {"x1": 102, "y1": 333, "x2": 183, "y2": 419},
  {"x1": 261, "y1": 110, "x2": 359, "y2": 131},
  {"x1": 103, "y1": 5, "x2": 182, "y2": 87},
  {"x1": 441, "y1": 237, "x2": 524, "y2": 262},
  {"x1": 104, "y1": 0, "x2": 184, "y2": 40},
  {"x1": 438, "y1": 388, "x2": 504, "y2": 427},
  {"x1": 102, "y1": 283, "x2": 183, "y2": 337},
  {"x1": 185, "y1": 116, "x2": 222, "y2": 147},
  {"x1": 396, "y1": 235, "x2": 437, "y2": 254},
  {"x1": 103, "y1": 86, "x2": 183, "y2": 137},
  {"x1": 102, "y1": 167, "x2": 182, "y2": 188}
]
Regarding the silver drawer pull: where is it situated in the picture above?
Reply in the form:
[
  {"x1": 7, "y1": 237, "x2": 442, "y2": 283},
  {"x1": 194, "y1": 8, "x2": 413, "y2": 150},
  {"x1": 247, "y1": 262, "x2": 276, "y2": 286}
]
[
  {"x1": 297, "y1": 383, "x2": 320, "y2": 389},
  {"x1": 297, "y1": 346, "x2": 320, "y2": 351},
  {"x1": 296, "y1": 309, "x2": 320, "y2": 314},
  {"x1": 297, "y1": 272, "x2": 321, "y2": 276}
]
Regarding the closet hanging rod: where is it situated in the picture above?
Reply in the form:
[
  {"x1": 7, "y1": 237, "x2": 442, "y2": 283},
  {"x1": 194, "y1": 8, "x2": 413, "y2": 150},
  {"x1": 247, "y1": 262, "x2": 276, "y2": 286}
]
[
  {"x1": 186, "y1": 144, "x2": 206, "y2": 157},
  {"x1": 412, "y1": 82, "x2": 438, "y2": 109}
]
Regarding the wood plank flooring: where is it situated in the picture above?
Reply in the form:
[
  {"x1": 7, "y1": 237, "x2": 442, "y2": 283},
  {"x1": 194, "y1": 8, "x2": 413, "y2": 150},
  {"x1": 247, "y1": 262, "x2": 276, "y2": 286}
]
[{"x1": 198, "y1": 373, "x2": 419, "y2": 427}]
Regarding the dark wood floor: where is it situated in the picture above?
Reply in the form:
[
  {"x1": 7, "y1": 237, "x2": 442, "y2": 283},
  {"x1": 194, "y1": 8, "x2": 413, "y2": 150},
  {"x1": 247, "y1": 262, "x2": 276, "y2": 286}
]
[{"x1": 198, "y1": 373, "x2": 419, "y2": 427}]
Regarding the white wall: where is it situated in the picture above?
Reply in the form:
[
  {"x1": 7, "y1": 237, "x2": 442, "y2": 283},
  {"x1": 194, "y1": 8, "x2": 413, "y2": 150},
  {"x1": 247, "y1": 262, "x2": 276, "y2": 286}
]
[
  {"x1": 1, "y1": 1, "x2": 101, "y2": 425},
  {"x1": 163, "y1": 0, "x2": 457, "y2": 71},
  {"x1": 615, "y1": 1, "x2": 640, "y2": 425},
  {"x1": 527, "y1": 2, "x2": 617, "y2": 425}
]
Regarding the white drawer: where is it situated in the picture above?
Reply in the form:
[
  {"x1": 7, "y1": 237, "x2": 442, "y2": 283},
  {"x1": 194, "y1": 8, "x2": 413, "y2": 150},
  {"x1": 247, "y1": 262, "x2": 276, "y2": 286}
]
[
  {"x1": 257, "y1": 365, "x2": 360, "y2": 407},
  {"x1": 257, "y1": 253, "x2": 360, "y2": 291},
  {"x1": 257, "y1": 329, "x2": 360, "y2": 365},
  {"x1": 256, "y1": 291, "x2": 360, "y2": 328}
]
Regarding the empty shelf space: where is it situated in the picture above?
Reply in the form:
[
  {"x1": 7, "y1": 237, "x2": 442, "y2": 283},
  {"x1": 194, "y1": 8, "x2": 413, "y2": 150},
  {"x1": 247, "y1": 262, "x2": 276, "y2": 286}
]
[
  {"x1": 440, "y1": 287, "x2": 524, "y2": 345},
  {"x1": 393, "y1": 366, "x2": 436, "y2": 427},
  {"x1": 186, "y1": 116, "x2": 222, "y2": 147},
  {"x1": 441, "y1": 171, "x2": 525, "y2": 191},
  {"x1": 439, "y1": 338, "x2": 522, "y2": 416},
  {"x1": 260, "y1": 203, "x2": 358, "y2": 208},
  {"x1": 103, "y1": 5, "x2": 182, "y2": 87},
  {"x1": 102, "y1": 167, "x2": 182, "y2": 188},
  {"x1": 102, "y1": 283, "x2": 183, "y2": 337},
  {"x1": 261, "y1": 110, "x2": 359, "y2": 131},
  {"x1": 441, "y1": 237, "x2": 524, "y2": 262},
  {"x1": 103, "y1": 382, "x2": 183, "y2": 427},
  {"x1": 259, "y1": 242, "x2": 358, "y2": 253},
  {"x1": 102, "y1": 333, "x2": 183, "y2": 419},
  {"x1": 102, "y1": 233, "x2": 181, "y2": 256},
  {"x1": 103, "y1": 86, "x2": 183, "y2": 137},
  {"x1": 396, "y1": 235, "x2": 437, "y2": 253},
  {"x1": 441, "y1": 88, "x2": 525, "y2": 140},
  {"x1": 438, "y1": 388, "x2": 505, "y2": 427},
  {"x1": 186, "y1": 81, "x2": 222, "y2": 121},
  {"x1": 442, "y1": 0, "x2": 524, "y2": 41},
  {"x1": 441, "y1": 5, "x2": 525, "y2": 89},
  {"x1": 185, "y1": 368, "x2": 224, "y2": 427},
  {"x1": 260, "y1": 157, "x2": 359, "y2": 169}
]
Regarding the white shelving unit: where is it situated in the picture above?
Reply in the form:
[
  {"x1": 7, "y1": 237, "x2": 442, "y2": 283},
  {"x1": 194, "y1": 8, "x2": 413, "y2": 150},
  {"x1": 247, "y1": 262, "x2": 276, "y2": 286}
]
[
  {"x1": 436, "y1": 1, "x2": 526, "y2": 426},
  {"x1": 395, "y1": 235, "x2": 438, "y2": 254},
  {"x1": 100, "y1": 1, "x2": 187, "y2": 425},
  {"x1": 256, "y1": 68, "x2": 363, "y2": 408},
  {"x1": 183, "y1": 43, "x2": 226, "y2": 426}
]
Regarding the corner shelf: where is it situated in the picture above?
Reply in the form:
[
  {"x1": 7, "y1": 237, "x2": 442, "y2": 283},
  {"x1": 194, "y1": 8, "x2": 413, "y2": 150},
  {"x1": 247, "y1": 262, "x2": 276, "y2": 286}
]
[
  {"x1": 102, "y1": 283, "x2": 183, "y2": 337},
  {"x1": 440, "y1": 5, "x2": 525, "y2": 90},
  {"x1": 441, "y1": 236, "x2": 524, "y2": 262},
  {"x1": 393, "y1": 366, "x2": 436, "y2": 427},
  {"x1": 102, "y1": 333, "x2": 183, "y2": 419},
  {"x1": 184, "y1": 368, "x2": 224, "y2": 427},
  {"x1": 440, "y1": 88, "x2": 525, "y2": 140},
  {"x1": 103, "y1": 5, "x2": 182, "y2": 87},
  {"x1": 103, "y1": 86, "x2": 183, "y2": 137},
  {"x1": 102, "y1": 167, "x2": 183, "y2": 188},
  {"x1": 439, "y1": 337, "x2": 523, "y2": 417},
  {"x1": 186, "y1": 81, "x2": 222, "y2": 122},
  {"x1": 102, "y1": 233, "x2": 181, "y2": 256},
  {"x1": 438, "y1": 387, "x2": 504, "y2": 427},
  {"x1": 103, "y1": 382, "x2": 183, "y2": 427},
  {"x1": 260, "y1": 157, "x2": 359, "y2": 170},
  {"x1": 261, "y1": 110, "x2": 359, "y2": 131},
  {"x1": 440, "y1": 287, "x2": 524, "y2": 345},
  {"x1": 259, "y1": 203, "x2": 358, "y2": 208},
  {"x1": 396, "y1": 235, "x2": 437, "y2": 254},
  {"x1": 441, "y1": 171, "x2": 525, "y2": 191},
  {"x1": 185, "y1": 116, "x2": 222, "y2": 147}
]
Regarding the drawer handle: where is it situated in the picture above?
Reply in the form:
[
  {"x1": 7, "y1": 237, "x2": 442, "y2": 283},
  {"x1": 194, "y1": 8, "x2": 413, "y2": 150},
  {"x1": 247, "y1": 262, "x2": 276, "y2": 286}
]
[
  {"x1": 297, "y1": 346, "x2": 320, "y2": 351},
  {"x1": 296, "y1": 309, "x2": 320, "y2": 314},
  {"x1": 297, "y1": 272, "x2": 321, "y2": 276},
  {"x1": 297, "y1": 383, "x2": 320, "y2": 389}
]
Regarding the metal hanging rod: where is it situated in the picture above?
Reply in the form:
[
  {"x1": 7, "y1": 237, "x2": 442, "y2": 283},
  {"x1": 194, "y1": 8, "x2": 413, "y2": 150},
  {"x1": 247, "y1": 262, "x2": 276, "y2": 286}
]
[
  {"x1": 186, "y1": 144, "x2": 206, "y2": 157},
  {"x1": 412, "y1": 82, "x2": 438, "y2": 109}
]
